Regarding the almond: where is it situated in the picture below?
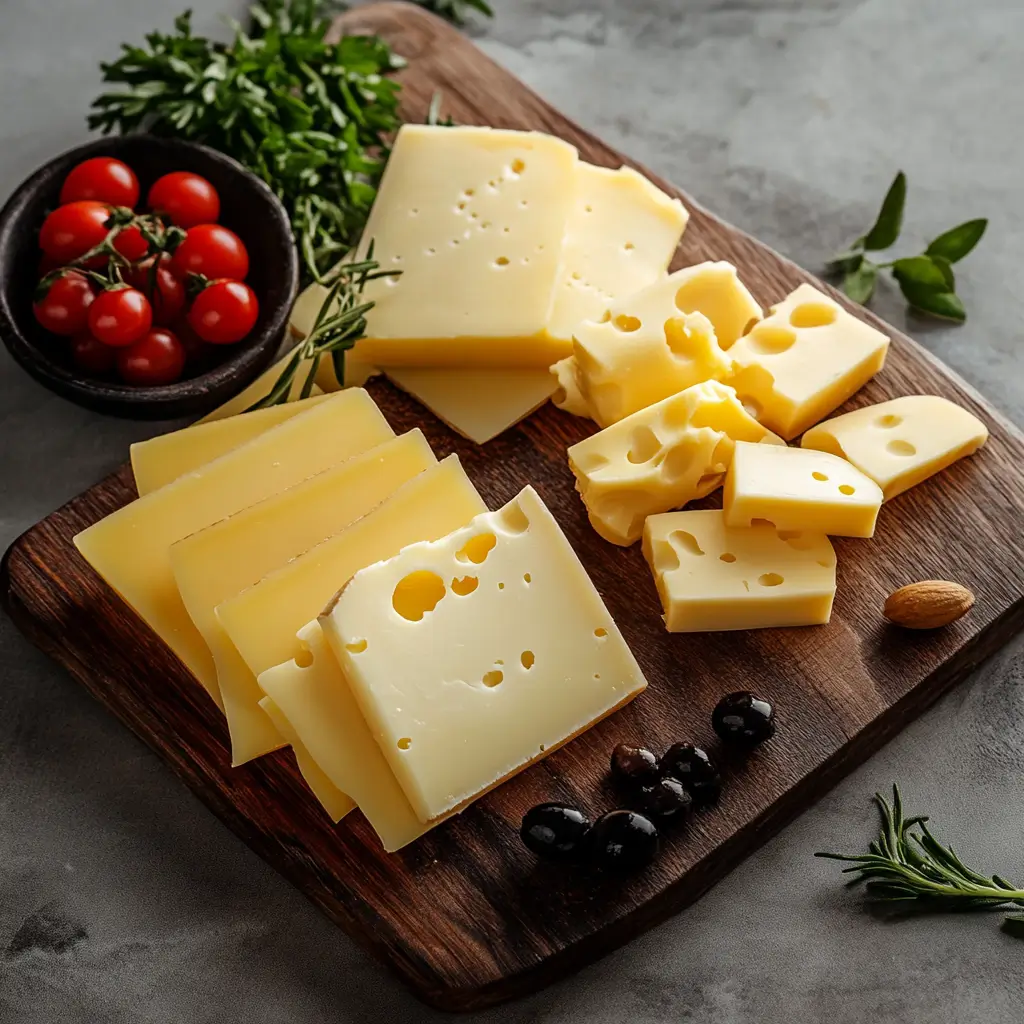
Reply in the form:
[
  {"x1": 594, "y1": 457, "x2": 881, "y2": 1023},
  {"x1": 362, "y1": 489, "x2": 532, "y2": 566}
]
[{"x1": 883, "y1": 580, "x2": 975, "y2": 630}]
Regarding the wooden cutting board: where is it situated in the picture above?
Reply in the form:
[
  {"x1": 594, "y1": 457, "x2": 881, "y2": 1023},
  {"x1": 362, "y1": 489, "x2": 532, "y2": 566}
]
[{"x1": 4, "y1": 2, "x2": 1024, "y2": 1012}]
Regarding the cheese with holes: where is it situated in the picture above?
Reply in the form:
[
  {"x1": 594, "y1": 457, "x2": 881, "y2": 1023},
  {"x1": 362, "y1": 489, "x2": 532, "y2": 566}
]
[
  {"x1": 216, "y1": 455, "x2": 486, "y2": 692},
  {"x1": 259, "y1": 621, "x2": 440, "y2": 851},
  {"x1": 723, "y1": 441, "x2": 883, "y2": 537},
  {"x1": 727, "y1": 283, "x2": 889, "y2": 440},
  {"x1": 551, "y1": 355, "x2": 591, "y2": 417},
  {"x1": 169, "y1": 431, "x2": 436, "y2": 764},
  {"x1": 201, "y1": 349, "x2": 323, "y2": 422},
  {"x1": 801, "y1": 395, "x2": 988, "y2": 501},
  {"x1": 643, "y1": 509, "x2": 836, "y2": 631},
  {"x1": 74, "y1": 391, "x2": 392, "y2": 706},
  {"x1": 132, "y1": 396, "x2": 331, "y2": 495},
  {"x1": 568, "y1": 381, "x2": 784, "y2": 546},
  {"x1": 573, "y1": 311, "x2": 732, "y2": 427},
  {"x1": 320, "y1": 486, "x2": 647, "y2": 823}
]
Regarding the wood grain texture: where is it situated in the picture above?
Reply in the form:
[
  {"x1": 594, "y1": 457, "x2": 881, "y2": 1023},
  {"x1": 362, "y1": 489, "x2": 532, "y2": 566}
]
[{"x1": 4, "y1": 3, "x2": 1024, "y2": 1011}]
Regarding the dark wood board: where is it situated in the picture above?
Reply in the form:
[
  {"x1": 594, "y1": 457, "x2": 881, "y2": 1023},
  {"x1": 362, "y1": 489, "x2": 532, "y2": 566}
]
[{"x1": 4, "y1": 2, "x2": 1024, "y2": 1012}]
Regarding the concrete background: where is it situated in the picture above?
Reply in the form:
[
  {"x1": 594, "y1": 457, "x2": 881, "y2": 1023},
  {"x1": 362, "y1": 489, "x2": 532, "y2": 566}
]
[{"x1": 2, "y1": 1, "x2": 1022, "y2": 1021}]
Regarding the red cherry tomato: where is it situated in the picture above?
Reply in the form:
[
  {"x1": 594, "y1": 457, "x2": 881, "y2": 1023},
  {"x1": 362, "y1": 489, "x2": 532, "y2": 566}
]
[
  {"x1": 33, "y1": 272, "x2": 95, "y2": 336},
  {"x1": 39, "y1": 201, "x2": 111, "y2": 263},
  {"x1": 87, "y1": 287, "x2": 152, "y2": 347},
  {"x1": 170, "y1": 316, "x2": 209, "y2": 364},
  {"x1": 70, "y1": 331, "x2": 117, "y2": 374},
  {"x1": 60, "y1": 157, "x2": 140, "y2": 208},
  {"x1": 187, "y1": 280, "x2": 259, "y2": 344},
  {"x1": 127, "y1": 256, "x2": 185, "y2": 325},
  {"x1": 170, "y1": 224, "x2": 248, "y2": 282},
  {"x1": 113, "y1": 223, "x2": 149, "y2": 262},
  {"x1": 116, "y1": 327, "x2": 186, "y2": 386},
  {"x1": 147, "y1": 171, "x2": 220, "y2": 228}
]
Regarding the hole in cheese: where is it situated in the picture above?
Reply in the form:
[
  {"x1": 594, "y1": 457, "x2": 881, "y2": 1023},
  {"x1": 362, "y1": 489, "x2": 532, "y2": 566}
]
[
  {"x1": 650, "y1": 539, "x2": 680, "y2": 572},
  {"x1": 345, "y1": 639, "x2": 368, "y2": 654},
  {"x1": 789, "y1": 302, "x2": 837, "y2": 328},
  {"x1": 584, "y1": 204, "x2": 593, "y2": 213},
  {"x1": 758, "y1": 573, "x2": 785, "y2": 587},
  {"x1": 523, "y1": 573, "x2": 532, "y2": 584},
  {"x1": 451, "y1": 575, "x2": 479, "y2": 596},
  {"x1": 624, "y1": 241, "x2": 635, "y2": 251},
  {"x1": 594, "y1": 627, "x2": 608, "y2": 638},
  {"x1": 777, "y1": 530, "x2": 802, "y2": 540},
  {"x1": 295, "y1": 646, "x2": 314, "y2": 669},
  {"x1": 812, "y1": 471, "x2": 829, "y2": 481},
  {"x1": 876, "y1": 414, "x2": 902, "y2": 428},
  {"x1": 497, "y1": 582, "x2": 505, "y2": 590},
  {"x1": 521, "y1": 651, "x2": 535, "y2": 669},
  {"x1": 838, "y1": 484, "x2": 856, "y2": 495},
  {"x1": 496, "y1": 501, "x2": 530, "y2": 536},
  {"x1": 495, "y1": 256, "x2": 510, "y2": 267},
  {"x1": 720, "y1": 552, "x2": 737, "y2": 563},
  {"x1": 746, "y1": 325, "x2": 798, "y2": 355},
  {"x1": 661, "y1": 444, "x2": 699, "y2": 483},
  {"x1": 751, "y1": 518, "x2": 775, "y2": 528},
  {"x1": 598, "y1": 310, "x2": 612, "y2": 323},
  {"x1": 393, "y1": 571, "x2": 447, "y2": 621},
  {"x1": 482, "y1": 670, "x2": 503, "y2": 688},
  {"x1": 741, "y1": 316, "x2": 760, "y2": 337},
  {"x1": 671, "y1": 530, "x2": 705, "y2": 557},
  {"x1": 627, "y1": 425, "x2": 662, "y2": 464},
  {"x1": 397, "y1": 737, "x2": 412, "y2": 750},
  {"x1": 511, "y1": 158, "x2": 525, "y2": 174},
  {"x1": 613, "y1": 314, "x2": 641, "y2": 333},
  {"x1": 457, "y1": 532, "x2": 497, "y2": 564},
  {"x1": 887, "y1": 439, "x2": 917, "y2": 456}
]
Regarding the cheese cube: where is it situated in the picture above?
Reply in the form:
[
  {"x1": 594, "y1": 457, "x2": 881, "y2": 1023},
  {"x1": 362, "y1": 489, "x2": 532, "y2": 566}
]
[
  {"x1": 801, "y1": 395, "x2": 988, "y2": 501},
  {"x1": 727, "y1": 283, "x2": 890, "y2": 440},
  {"x1": 551, "y1": 355, "x2": 591, "y2": 418},
  {"x1": 321, "y1": 486, "x2": 648, "y2": 823},
  {"x1": 723, "y1": 441, "x2": 883, "y2": 538},
  {"x1": 643, "y1": 509, "x2": 836, "y2": 631},
  {"x1": 568, "y1": 381, "x2": 784, "y2": 547}
]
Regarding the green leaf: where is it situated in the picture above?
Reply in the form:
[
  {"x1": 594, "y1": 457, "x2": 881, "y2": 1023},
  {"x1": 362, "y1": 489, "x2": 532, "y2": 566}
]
[
  {"x1": 826, "y1": 249, "x2": 864, "y2": 276},
  {"x1": 861, "y1": 171, "x2": 907, "y2": 251},
  {"x1": 891, "y1": 254, "x2": 949, "y2": 291},
  {"x1": 897, "y1": 279, "x2": 967, "y2": 322},
  {"x1": 842, "y1": 261, "x2": 878, "y2": 304},
  {"x1": 1002, "y1": 915, "x2": 1024, "y2": 939},
  {"x1": 926, "y1": 218, "x2": 988, "y2": 264}
]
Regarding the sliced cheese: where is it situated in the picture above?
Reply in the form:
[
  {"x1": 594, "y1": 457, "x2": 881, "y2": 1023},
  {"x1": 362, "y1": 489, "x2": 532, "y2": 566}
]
[
  {"x1": 643, "y1": 509, "x2": 836, "y2": 631},
  {"x1": 321, "y1": 486, "x2": 648, "y2": 823},
  {"x1": 73, "y1": 390, "x2": 393, "y2": 706},
  {"x1": 727, "y1": 283, "x2": 890, "y2": 440},
  {"x1": 200, "y1": 348, "x2": 323, "y2": 423},
  {"x1": 801, "y1": 395, "x2": 988, "y2": 501},
  {"x1": 723, "y1": 441, "x2": 883, "y2": 538},
  {"x1": 169, "y1": 431, "x2": 436, "y2": 764},
  {"x1": 568, "y1": 381, "x2": 784, "y2": 546}
]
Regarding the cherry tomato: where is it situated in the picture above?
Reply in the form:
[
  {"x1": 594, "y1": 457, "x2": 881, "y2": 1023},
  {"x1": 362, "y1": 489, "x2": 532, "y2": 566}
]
[
  {"x1": 112, "y1": 223, "x2": 149, "y2": 262},
  {"x1": 188, "y1": 280, "x2": 258, "y2": 344},
  {"x1": 39, "y1": 201, "x2": 111, "y2": 264},
  {"x1": 170, "y1": 224, "x2": 248, "y2": 282},
  {"x1": 171, "y1": 316, "x2": 209, "y2": 364},
  {"x1": 33, "y1": 272, "x2": 94, "y2": 336},
  {"x1": 70, "y1": 331, "x2": 117, "y2": 375},
  {"x1": 116, "y1": 327, "x2": 186, "y2": 386},
  {"x1": 60, "y1": 157, "x2": 140, "y2": 208},
  {"x1": 127, "y1": 256, "x2": 185, "y2": 325},
  {"x1": 147, "y1": 171, "x2": 220, "y2": 228},
  {"x1": 87, "y1": 287, "x2": 152, "y2": 347}
]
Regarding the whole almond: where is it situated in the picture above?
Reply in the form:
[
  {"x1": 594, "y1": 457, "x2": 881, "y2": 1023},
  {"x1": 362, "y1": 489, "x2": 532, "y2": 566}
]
[{"x1": 883, "y1": 580, "x2": 975, "y2": 629}]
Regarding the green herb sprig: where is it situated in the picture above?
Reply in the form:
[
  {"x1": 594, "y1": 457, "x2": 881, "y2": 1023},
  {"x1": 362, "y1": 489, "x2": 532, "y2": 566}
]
[
  {"x1": 817, "y1": 785, "x2": 1024, "y2": 938},
  {"x1": 416, "y1": 0, "x2": 494, "y2": 26},
  {"x1": 827, "y1": 172, "x2": 987, "y2": 322}
]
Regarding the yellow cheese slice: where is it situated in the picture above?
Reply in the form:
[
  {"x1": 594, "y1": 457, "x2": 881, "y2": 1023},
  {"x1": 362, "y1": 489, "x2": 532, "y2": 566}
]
[
  {"x1": 73, "y1": 390, "x2": 393, "y2": 706},
  {"x1": 168, "y1": 431, "x2": 436, "y2": 764},
  {"x1": 200, "y1": 349, "x2": 323, "y2": 423},
  {"x1": 643, "y1": 509, "x2": 836, "y2": 631}
]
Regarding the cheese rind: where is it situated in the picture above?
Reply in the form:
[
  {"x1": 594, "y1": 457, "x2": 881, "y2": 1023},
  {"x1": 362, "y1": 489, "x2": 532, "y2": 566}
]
[
  {"x1": 726, "y1": 283, "x2": 889, "y2": 440},
  {"x1": 723, "y1": 441, "x2": 883, "y2": 538},
  {"x1": 568, "y1": 381, "x2": 784, "y2": 546},
  {"x1": 801, "y1": 395, "x2": 989, "y2": 501},
  {"x1": 643, "y1": 509, "x2": 836, "y2": 631},
  {"x1": 321, "y1": 486, "x2": 647, "y2": 823}
]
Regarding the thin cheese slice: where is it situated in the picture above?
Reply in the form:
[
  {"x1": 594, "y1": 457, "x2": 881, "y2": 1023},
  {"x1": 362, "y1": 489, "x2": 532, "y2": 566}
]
[
  {"x1": 321, "y1": 486, "x2": 648, "y2": 823},
  {"x1": 74, "y1": 390, "x2": 393, "y2": 706},
  {"x1": 169, "y1": 431, "x2": 436, "y2": 764}
]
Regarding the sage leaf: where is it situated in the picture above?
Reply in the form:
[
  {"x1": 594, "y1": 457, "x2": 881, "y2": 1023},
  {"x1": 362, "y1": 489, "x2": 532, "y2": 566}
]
[
  {"x1": 1003, "y1": 915, "x2": 1024, "y2": 939},
  {"x1": 891, "y1": 254, "x2": 949, "y2": 291},
  {"x1": 925, "y1": 218, "x2": 988, "y2": 264},
  {"x1": 897, "y1": 279, "x2": 966, "y2": 322},
  {"x1": 826, "y1": 249, "x2": 864, "y2": 276},
  {"x1": 860, "y1": 171, "x2": 906, "y2": 251},
  {"x1": 842, "y1": 261, "x2": 878, "y2": 304}
]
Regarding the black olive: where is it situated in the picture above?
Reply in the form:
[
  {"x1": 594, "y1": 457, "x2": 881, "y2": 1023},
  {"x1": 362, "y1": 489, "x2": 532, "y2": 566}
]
[
  {"x1": 712, "y1": 691, "x2": 776, "y2": 746},
  {"x1": 610, "y1": 743, "x2": 660, "y2": 787},
  {"x1": 587, "y1": 810, "x2": 659, "y2": 872},
  {"x1": 660, "y1": 742, "x2": 721, "y2": 807},
  {"x1": 520, "y1": 803, "x2": 591, "y2": 861},
  {"x1": 636, "y1": 777, "x2": 692, "y2": 824}
]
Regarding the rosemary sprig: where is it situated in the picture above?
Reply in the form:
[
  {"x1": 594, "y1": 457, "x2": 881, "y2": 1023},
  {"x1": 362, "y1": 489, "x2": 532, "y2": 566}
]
[{"x1": 817, "y1": 785, "x2": 1024, "y2": 938}]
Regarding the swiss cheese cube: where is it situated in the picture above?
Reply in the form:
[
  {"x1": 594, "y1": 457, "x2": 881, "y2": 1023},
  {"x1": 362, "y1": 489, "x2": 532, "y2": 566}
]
[
  {"x1": 801, "y1": 395, "x2": 988, "y2": 501},
  {"x1": 568, "y1": 381, "x2": 784, "y2": 547},
  {"x1": 643, "y1": 509, "x2": 836, "y2": 631},
  {"x1": 551, "y1": 355, "x2": 591, "y2": 417},
  {"x1": 320, "y1": 486, "x2": 648, "y2": 823},
  {"x1": 723, "y1": 441, "x2": 883, "y2": 538},
  {"x1": 727, "y1": 283, "x2": 889, "y2": 440}
]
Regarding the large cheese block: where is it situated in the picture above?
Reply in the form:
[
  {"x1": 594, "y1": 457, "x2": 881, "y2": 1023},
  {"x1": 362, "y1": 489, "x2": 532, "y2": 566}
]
[
  {"x1": 73, "y1": 391, "x2": 393, "y2": 706},
  {"x1": 320, "y1": 486, "x2": 648, "y2": 823},
  {"x1": 168, "y1": 431, "x2": 436, "y2": 764}
]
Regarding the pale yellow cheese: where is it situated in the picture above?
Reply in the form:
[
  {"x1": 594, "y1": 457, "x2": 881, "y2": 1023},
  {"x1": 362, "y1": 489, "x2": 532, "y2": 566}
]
[
  {"x1": 215, "y1": 454, "x2": 487, "y2": 689},
  {"x1": 550, "y1": 355, "x2": 591, "y2": 418},
  {"x1": 168, "y1": 431, "x2": 436, "y2": 764},
  {"x1": 723, "y1": 441, "x2": 883, "y2": 538},
  {"x1": 73, "y1": 390, "x2": 393, "y2": 706},
  {"x1": 568, "y1": 381, "x2": 784, "y2": 546},
  {"x1": 321, "y1": 486, "x2": 648, "y2": 823},
  {"x1": 727, "y1": 283, "x2": 890, "y2": 440},
  {"x1": 801, "y1": 395, "x2": 989, "y2": 501},
  {"x1": 132, "y1": 396, "x2": 331, "y2": 495},
  {"x1": 200, "y1": 348, "x2": 323, "y2": 423},
  {"x1": 643, "y1": 509, "x2": 836, "y2": 631}
]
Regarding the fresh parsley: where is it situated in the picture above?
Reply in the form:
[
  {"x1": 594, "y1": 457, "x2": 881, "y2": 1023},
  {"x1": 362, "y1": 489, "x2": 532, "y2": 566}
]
[{"x1": 416, "y1": 0, "x2": 494, "y2": 26}]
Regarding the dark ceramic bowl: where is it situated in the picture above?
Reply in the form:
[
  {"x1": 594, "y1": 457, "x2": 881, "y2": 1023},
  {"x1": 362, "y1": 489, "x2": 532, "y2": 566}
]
[{"x1": 0, "y1": 135, "x2": 298, "y2": 419}]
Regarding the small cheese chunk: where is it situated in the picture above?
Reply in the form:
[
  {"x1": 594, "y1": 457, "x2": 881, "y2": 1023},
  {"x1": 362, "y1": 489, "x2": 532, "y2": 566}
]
[
  {"x1": 727, "y1": 283, "x2": 890, "y2": 440},
  {"x1": 801, "y1": 394, "x2": 989, "y2": 501},
  {"x1": 573, "y1": 311, "x2": 732, "y2": 427},
  {"x1": 724, "y1": 441, "x2": 883, "y2": 538},
  {"x1": 643, "y1": 509, "x2": 836, "y2": 631},
  {"x1": 551, "y1": 355, "x2": 591, "y2": 418},
  {"x1": 568, "y1": 381, "x2": 784, "y2": 546},
  {"x1": 321, "y1": 486, "x2": 647, "y2": 823}
]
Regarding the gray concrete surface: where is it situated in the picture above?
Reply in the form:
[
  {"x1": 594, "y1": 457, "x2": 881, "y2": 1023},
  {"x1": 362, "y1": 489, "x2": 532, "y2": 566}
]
[{"x1": 2, "y1": 1, "x2": 1023, "y2": 1021}]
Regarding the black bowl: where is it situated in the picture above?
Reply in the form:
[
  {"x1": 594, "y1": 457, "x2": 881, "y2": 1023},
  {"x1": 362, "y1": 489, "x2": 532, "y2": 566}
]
[{"x1": 0, "y1": 135, "x2": 298, "y2": 419}]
